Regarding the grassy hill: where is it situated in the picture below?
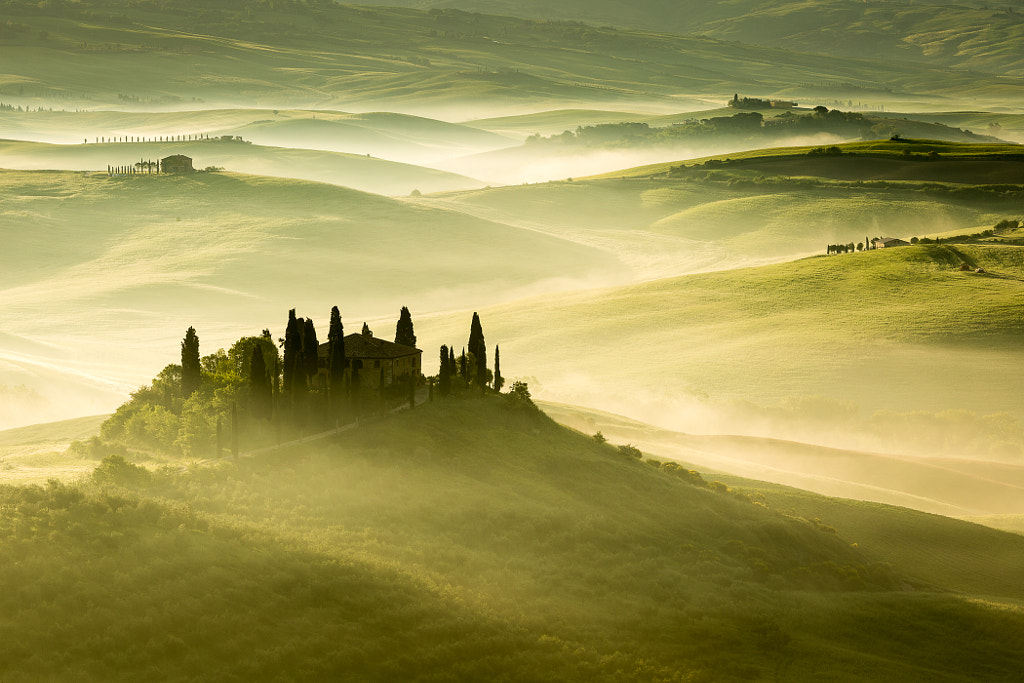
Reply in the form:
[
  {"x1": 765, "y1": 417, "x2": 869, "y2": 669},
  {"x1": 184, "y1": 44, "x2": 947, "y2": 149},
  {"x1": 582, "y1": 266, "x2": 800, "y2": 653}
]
[
  {"x1": 2, "y1": 396, "x2": 1023, "y2": 680},
  {"x1": 0, "y1": 107, "x2": 516, "y2": 163},
  {"x1": 0, "y1": 138, "x2": 485, "y2": 195},
  {"x1": 590, "y1": 138, "x2": 1024, "y2": 180},
  {"x1": 0, "y1": 0, "x2": 1020, "y2": 115},
  {"x1": 543, "y1": 401, "x2": 1024, "y2": 519},
  {"x1": 0, "y1": 169, "x2": 624, "y2": 427},
  {"x1": 420, "y1": 152, "x2": 1019, "y2": 278},
  {"x1": 0, "y1": 415, "x2": 107, "y2": 483},
  {"x1": 420, "y1": 244, "x2": 1024, "y2": 451},
  {"x1": 351, "y1": 0, "x2": 1024, "y2": 79}
]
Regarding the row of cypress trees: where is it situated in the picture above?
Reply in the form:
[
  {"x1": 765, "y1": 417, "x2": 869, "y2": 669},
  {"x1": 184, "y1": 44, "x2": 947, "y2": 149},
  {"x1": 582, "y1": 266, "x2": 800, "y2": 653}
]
[{"x1": 436, "y1": 312, "x2": 503, "y2": 397}]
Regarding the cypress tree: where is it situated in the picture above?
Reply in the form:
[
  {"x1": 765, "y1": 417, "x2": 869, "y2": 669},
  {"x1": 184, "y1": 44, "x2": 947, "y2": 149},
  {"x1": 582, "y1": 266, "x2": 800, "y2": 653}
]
[
  {"x1": 283, "y1": 309, "x2": 301, "y2": 394},
  {"x1": 328, "y1": 306, "x2": 346, "y2": 405},
  {"x1": 250, "y1": 343, "x2": 271, "y2": 420},
  {"x1": 303, "y1": 318, "x2": 319, "y2": 382},
  {"x1": 459, "y1": 348, "x2": 467, "y2": 380},
  {"x1": 468, "y1": 312, "x2": 486, "y2": 389},
  {"x1": 395, "y1": 306, "x2": 416, "y2": 347},
  {"x1": 439, "y1": 344, "x2": 451, "y2": 397},
  {"x1": 493, "y1": 345, "x2": 504, "y2": 392},
  {"x1": 181, "y1": 326, "x2": 201, "y2": 398}
]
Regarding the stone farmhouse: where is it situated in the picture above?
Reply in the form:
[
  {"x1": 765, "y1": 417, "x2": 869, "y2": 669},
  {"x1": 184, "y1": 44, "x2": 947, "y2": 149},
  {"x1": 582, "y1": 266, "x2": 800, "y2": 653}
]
[
  {"x1": 161, "y1": 154, "x2": 194, "y2": 173},
  {"x1": 872, "y1": 237, "x2": 910, "y2": 248},
  {"x1": 315, "y1": 327, "x2": 422, "y2": 390}
]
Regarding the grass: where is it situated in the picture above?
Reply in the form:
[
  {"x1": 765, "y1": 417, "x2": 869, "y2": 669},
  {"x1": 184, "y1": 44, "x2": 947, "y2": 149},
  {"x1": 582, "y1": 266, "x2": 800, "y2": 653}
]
[
  {"x1": 0, "y1": 415, "x2": 106, "y2": 484},
  {"x1": 2, "y1": 396, "x2": 1023, "y2": 680}
]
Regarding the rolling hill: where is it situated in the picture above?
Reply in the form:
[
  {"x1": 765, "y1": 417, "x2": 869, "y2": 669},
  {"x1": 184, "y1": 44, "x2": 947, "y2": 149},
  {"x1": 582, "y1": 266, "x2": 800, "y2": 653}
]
[
  {"x1": 0, "y1": 107, "x2": 516, "y2": 164},
  {"x1": 419, "y1": 145, "x2": 1020, "y2": 278},
  {"x1": 0, "y1": 0, "x2": 1021, "y2": 115},
  {"x1": 419, "y1": 243, "x2": 1024, "y2": 452},
  {"x1": 543, "y1": 402, "x2": 1024, "y2": 519},
  {"x1": 352, "y1": 0, "x2": 1024, "y2": 78},
  {"x1": 1, "y1": 397, "x2": 1023, "y2": 680},
  {"x1": 0, "y1": 138, "x2": 485, "y2": 195},
  {"x1": 0, "y1": 169, "x2": 625, "y2": 427}
]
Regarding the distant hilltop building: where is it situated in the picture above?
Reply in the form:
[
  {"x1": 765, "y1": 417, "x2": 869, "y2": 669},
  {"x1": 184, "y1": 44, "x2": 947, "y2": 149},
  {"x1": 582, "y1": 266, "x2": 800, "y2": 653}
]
[
  {"x1": 872, "y1": 237, "x2": 910, "y2": 248},
  {"x1": 161, "y1": 154, "x2": 194, "y2": 173},
  {"x1": 315, "y1": 326, "x2": 422, "y2": 390},
  {"x1": 729, "y1": 94, "x2": 798, "y2": 109}
]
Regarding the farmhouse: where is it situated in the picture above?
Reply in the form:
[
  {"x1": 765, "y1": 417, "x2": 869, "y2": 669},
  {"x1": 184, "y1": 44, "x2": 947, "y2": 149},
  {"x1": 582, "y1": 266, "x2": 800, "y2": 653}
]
[
  {"x1": 161, "y1": 154, "x2": 194, "y2": 173},
  {"x1": 872, "y1": 237, "x2": 910, "y2": 248},
  {"x1": 315, "y1": 326, "x2": 422, "y2": 390}
]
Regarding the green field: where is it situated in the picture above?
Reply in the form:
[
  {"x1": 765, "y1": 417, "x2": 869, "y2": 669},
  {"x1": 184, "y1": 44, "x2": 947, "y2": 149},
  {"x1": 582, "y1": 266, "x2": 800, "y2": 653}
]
[{"x1": 1, "y1": 397, "x2": 1023, "y2": 680}]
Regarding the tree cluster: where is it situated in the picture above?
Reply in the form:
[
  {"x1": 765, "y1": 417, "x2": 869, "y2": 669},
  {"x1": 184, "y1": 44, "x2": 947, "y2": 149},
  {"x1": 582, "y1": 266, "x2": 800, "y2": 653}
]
[{"x1": 435, "y1": 312, "x2": 504, "y2": 398}]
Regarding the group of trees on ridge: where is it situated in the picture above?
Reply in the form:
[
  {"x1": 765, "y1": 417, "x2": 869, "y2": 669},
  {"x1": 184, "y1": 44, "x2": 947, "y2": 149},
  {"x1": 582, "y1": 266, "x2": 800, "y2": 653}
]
[
  {"x1": 98, "y1": 306, "x2": 508, "y2": 458},
  {"x1": 525, "y1": 107, "x2": 917, "y2": 149}
]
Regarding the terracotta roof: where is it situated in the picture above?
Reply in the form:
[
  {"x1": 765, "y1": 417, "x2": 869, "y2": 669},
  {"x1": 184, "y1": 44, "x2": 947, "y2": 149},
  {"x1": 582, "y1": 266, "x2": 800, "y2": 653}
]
[{"x1": 317, "y1": 333, "x2": 420, "y2": 360}]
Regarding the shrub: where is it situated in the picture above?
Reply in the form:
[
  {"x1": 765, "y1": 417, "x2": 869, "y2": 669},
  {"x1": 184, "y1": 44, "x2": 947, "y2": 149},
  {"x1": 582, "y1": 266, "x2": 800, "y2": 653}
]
[
  {"x1": 92, "y1": 454, "x2": 152, "y2": 488},
  {"x1": 505, "y1": 381, "x2": 536, "y2": 411},
  {"x1": 618, "y1": 444, "x2": 642, "y2": 459}
]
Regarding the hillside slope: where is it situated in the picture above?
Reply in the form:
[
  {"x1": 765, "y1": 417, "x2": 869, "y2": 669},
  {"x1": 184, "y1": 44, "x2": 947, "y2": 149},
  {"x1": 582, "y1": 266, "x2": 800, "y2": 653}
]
[
  {"x1": 0, "y1": 108, "x2": 516, "y2": 163},
  {"x1": 421, "y1": 244, "x2": 1024, "y2": 444},
  {"x1": 0, "y1": 0, "x2": 1019, "y2": 113},
  {"x1": 2, "y1": 397, "x2": 1023, "y2": 680},
  {"x1": 0, "y1": 138, "x2": 485, "y2": 195},
  {"x1": 352, "y1": 0, "x2": 1024, "y2": 78}
]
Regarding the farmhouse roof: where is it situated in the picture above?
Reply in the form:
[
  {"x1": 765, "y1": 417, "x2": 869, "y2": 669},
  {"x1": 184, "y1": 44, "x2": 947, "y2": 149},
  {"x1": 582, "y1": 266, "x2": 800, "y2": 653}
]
[
  {"x1": 161, "y1": 154, "x2": 192, "y2": 162},
  {"x1": 317, "y1": 332, "x2": 420, "y2": 360}
]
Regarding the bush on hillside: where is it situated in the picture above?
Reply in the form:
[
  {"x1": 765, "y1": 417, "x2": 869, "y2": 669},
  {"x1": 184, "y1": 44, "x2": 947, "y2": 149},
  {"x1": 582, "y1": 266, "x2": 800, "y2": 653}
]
[{"x1": 92, "y1": 454, "x2": 152, "y2": 488}]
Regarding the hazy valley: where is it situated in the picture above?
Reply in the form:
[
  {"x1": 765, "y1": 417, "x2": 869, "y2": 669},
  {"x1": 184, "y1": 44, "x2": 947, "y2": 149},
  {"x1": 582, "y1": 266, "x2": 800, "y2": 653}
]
[{"x1": 2, "y1": 0, "x2": 1024, "y2": 679}]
